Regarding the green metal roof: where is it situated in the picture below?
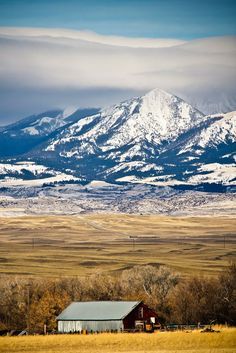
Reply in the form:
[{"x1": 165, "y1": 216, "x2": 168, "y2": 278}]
[{"x1": 57, "y1": 301, "x2": 141, "y2": 321}]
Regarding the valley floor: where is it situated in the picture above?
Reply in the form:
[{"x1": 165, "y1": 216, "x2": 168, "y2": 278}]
[
  {"x1": 0, "y1": 214, "x2": 235, "y2": 277},
  {"x1": 0, "y1": 328, "x2": 236, "y2": 353},
  {"x1": 0, "y1": 184, "x2": 236, "y2": 217}
]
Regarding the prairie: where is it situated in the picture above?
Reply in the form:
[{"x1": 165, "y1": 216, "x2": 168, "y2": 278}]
[
  {"x1": 0, "y1": 328, "x2": 236, "y2": 353},
  {"x1": 0, "y1": 214, "x2": 235, "y2": 277}
]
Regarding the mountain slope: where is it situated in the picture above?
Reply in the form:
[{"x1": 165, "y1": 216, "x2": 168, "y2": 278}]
[
  {"x1": 35, "y1": 88, "x2": 204, "y2": 180},
  {"x1": 0, "y1": 108, "x2": 99, "y2": 157},
  {"x1": 120, "y1": 111, "x2": 236, "y2": 187}
]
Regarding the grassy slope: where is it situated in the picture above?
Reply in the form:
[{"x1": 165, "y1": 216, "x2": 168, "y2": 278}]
[
  {"x1": 0, "y1": 215, "x2": 235, "y2": 277},
  {"x1": 0, "y1": 329, "x2": 236, "y2": 353}
]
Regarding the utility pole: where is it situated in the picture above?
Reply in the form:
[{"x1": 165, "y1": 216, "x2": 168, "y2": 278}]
[
  {"x1": 129, "y1": 236, "x2": 136, "y2": 250},
  {"x1": 133, "y1": 238, "x2": 135, "y2": 251}
]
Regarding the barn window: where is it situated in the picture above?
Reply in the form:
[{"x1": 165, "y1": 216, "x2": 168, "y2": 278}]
[{"x1": 138, "y1": 307, "x2": 143, "y2": 319}]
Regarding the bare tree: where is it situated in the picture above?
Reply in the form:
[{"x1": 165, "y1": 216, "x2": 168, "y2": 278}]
[{"x1": 120, "y1": 265, "x2": 179, "y2": 320}]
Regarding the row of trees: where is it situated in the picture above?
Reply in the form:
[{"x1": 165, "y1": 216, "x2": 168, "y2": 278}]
[{"x1": 0, "y1": 263, "x2": 235, "y2": 333}]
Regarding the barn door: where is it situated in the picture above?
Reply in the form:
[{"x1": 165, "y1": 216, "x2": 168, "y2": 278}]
[{"x1": 135, "y1": 320, "x2": 145, "y2": 332}]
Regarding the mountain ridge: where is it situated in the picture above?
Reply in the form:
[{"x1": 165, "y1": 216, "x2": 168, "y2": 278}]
[
  {"x1": 0, "y1": 88, "x2": 235, "y2": 189},
  {"x1": 0, "y1": 107, "x2": 100, "y2": 157}
]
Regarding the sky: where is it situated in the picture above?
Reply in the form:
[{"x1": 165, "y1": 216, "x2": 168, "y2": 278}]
[
  {"x1": 0, "y1": 0, "x2": 236, "y2": 40},
  {"x1": 0, "y1": 0, "x2": 236, "y2": 124}
]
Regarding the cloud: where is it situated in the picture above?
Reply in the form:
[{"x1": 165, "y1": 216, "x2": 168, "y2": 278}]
[
  {"x1": 0, "y1": 27, "x2": 236, "y2": 123},
  {"x1": 0, "y1": 27, "x2": 186, "y2": 48}
]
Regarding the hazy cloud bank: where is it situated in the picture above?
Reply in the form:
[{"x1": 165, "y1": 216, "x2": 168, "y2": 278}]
[{"x1": 0, "y1": 28, "x2": 236, "y2": 124}]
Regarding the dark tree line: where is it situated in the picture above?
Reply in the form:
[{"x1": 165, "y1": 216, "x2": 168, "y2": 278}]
[{"x1": 0, "y1": 263, "x2": 235, "y2": 333}]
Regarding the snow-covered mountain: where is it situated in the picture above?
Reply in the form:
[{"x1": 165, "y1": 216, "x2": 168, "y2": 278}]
[
  {"x1": 37, "y1": 89, "x2": 204, "y2": 179},
  {"x1": 0, "y1": 107, "x2": 99, "y2": 157},
  {"x1": 0, "y1": 88, "x2": 235, "y2": 189},
  {"x1": 46, "y1": 88, "x2": 204, "y2": 154}
]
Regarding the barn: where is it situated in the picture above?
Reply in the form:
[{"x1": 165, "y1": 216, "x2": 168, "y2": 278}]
[{"x1": 57, "y1": 301, "x2": 158, "y2": 333}]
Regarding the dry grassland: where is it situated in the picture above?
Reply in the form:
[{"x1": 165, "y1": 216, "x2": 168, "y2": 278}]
[
  {"x1": 0, "y1": 328, "x2": 236, "y2": 353},
  {"x1": 0, "y1": 214, "x2": 235, "y2": 277}
]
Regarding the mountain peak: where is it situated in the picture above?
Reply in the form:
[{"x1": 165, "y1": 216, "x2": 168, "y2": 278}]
[
  {"x1": 136, "y1": 88, "x2": 204, "y2": 137},
  {"x1": 43, "y1": 88, "x2": 205, "y2": 167},
  {"x1": 143, "y1": 87, "x2": 174, "y2": 100},
  {"x1": 141, "y1": 87, "x2": 191, "y2": 112}
]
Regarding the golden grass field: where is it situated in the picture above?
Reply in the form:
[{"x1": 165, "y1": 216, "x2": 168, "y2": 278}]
[
  {"x1": 0, "y1": 214, "x2": 235, "y2": 277},
  {"x1": 0, "y1": 328, "x2": 236, "y2": 353}
]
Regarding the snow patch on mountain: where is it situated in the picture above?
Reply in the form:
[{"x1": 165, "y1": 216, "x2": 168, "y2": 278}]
[
  {"x1": 21, "y1": 126, "x2": 39, "y2": 135},
  {"x1": 106, "y1": 161, "x2": 163, "y2": 175},
  {"x1": 86, "y1": 180, "x2": 118, "y2": 188},
  {"x1": 45, "y1": 114, "x2": 98, "y2": 152},
  {"x1": 175, "y1": 111, "x2": 236, "y2": 159},
  {"x1": 0, "y1": 161, "x2": 79, "y2": 186},
  {"x1": 21, "y1": 113, "x2": 67, "y2": 136},
  {"x1": 116, "y1": 163, "x2": 236, "y2": 187},
  {"x1": 198, "y1": 111, "x2": 236, "y2": 148},
  {"x1": 0, "y1": 173, "x2": 79, "y2": 187},
  {"x1": 116, "y1": 175, "x2": 185, "y2": 186},
  {"x1": 188, "y1": 163, "x2": 236, "y2": 185},
  {"x1": 0, "y1": 162, "x2": 50, "y2": 176}
]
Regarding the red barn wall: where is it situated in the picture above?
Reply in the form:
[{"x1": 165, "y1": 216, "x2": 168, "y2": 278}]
[{"x1": 123, "y1": 302, "x2": 158, "y2": 330}]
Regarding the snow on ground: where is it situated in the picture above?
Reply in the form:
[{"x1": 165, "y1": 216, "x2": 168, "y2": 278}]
[
  {"x1": 198, "y1": 111, "x2": 236, "y2": 149},
  {"x1": 0, "y1": 162, "x2": 50, "y2": 175},
  {"x1": 86, "y1": 180, "x2": 118, "y2": 188},
  {"x1": 188, "y1": 163, "x2": 236, "y2": 185},
  {"x1": 116, "y1": 175, "x2": 186, "y2": 186},
  {"x1": 0, "y1": 184, "x2": 235, "y2": 216},
  {"x1": 20, "y1": 113, "x2": 68, "y2": 137},
  {"x1": 22, "y1": 126, "x2": 39, "y2": 135},
  {"x1": 0, "y1": 173, "x2": 79, "y2": 186},
  {"x1": 117, "y1": 164, "x2": 236, "y2": 186},
  {"x1": 107, "y1": 161, "x2": 163, "y2": 175},
  {"x1": 15, "y1": 161, "x2": 35, "y2": 165},
  {"x1": 0, "y1": 161, "x2": 80, "y2": 186}
]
